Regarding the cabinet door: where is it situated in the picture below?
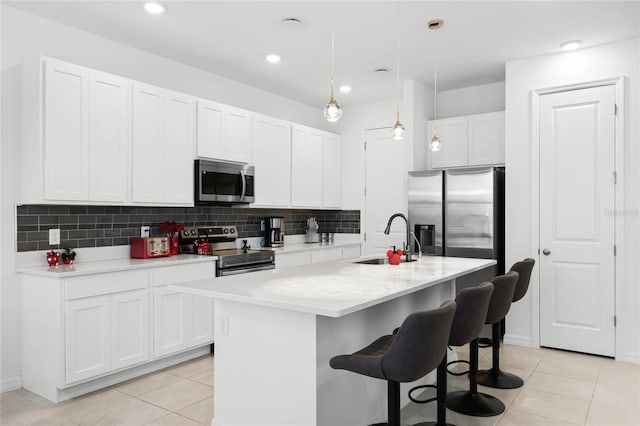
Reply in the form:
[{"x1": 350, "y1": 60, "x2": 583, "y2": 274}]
[
  {"x1": 226, "y1": 107, "x2": 253, "y2": 163},
  {"x1": 43, "y1": 59, "x2": 89, "y2": 200},
  {"x1": 291, "y1": 126, "x2": 323, "y2": 207},
  {"x1": 153, "y1": 286, "x2": 188, "y2": 357},
  {"x1": 323, "y1": 133, "x2": 341, "y2": 208},
  {"x1": 65, "y1": 296, "x2": 110, "y2": 383},
  {"x1": 111, "y1": 290, "x2": 149, "y2": 370},
  {"x1": 342, "y1": 245, "x2": 362, "y2": 260},
  {"x1": 196, "y1": 100, "x2": 225, "y2": 159},
  {"x1": 253, "y1": 115, "x2": 291, "y2": 207},
  {"x1": 165, "y1": 92, "x2": 194, "y2": 205},
  {"x1": 311, "y1": 248, "x2": 342, "y2": 264},
  {"x1": 429, "y1": 117, "x2": 468, "y2": 169},
  {"x1": 188, "y1": 295, "x2": 215, "y2": 347},
  {"x1": 132, "y1": 83, "x2": 165, "y2": 202},
  {"x1": 89, "y1": 71, "x2": 129, "y2": 202},
  {"x1": 467, "y1": 111, "x2": 505, "y2": 166}
]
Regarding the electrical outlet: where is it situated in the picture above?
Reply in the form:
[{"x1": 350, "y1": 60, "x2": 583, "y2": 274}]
[
  {"x1": 49, "y1": 228, "x2": 60, "y2": 245},
  {"x1": 219, "y1": 314, "x2": 229, "y2": 336},
  {"x1": 140, "y1": 226, "x2": 150, "y2": 238}
]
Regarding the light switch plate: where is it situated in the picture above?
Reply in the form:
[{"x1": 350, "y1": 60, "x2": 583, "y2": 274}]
[{"x1": 49, "y1": 228, "x2": 60, "y2": 245}]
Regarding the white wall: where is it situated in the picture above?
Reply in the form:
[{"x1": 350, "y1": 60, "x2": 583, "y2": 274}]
[
  {"x1": 0, "y1": 5, "x2": 334, "y2": 390},
  {"x1": 505, "y1": 38, "x2": 640, "y2": 363},
  {"x1": 437, "y1": 82, "x2": 505, "y2": 119}
]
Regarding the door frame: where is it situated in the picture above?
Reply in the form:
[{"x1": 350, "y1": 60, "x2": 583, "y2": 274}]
[{"x1": 530, "y1": 77, "x2": 625, "y2": 359}]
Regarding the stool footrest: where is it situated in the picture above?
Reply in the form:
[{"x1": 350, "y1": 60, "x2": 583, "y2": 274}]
[
  {"x1": 478, "y1": 337, "x2": 493, "y2": 348},
  {"x1": 446, "y1": 360, "x2": 470, "y2": 376},
  {"x1": 408, "y1": 384, "x2": 437, "y2": 404}
]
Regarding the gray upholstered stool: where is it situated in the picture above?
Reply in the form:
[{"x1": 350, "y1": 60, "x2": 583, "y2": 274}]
[
  {"x1": 446, "y1": 271, "x2": 519, "y2": 417},
  {"x1": 408, "y1": 282, "x2": 494, "y2": 426},
  {"x1": 477, "y1": 258, "x2": 535, "y2": 389},
  {"x1": 330, "y1": 301, "x2": 456, "y2": 426}
]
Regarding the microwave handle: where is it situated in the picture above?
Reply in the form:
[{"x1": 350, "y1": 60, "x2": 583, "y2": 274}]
[{"x1": 240, "y1": 170, "x2": 246, "y2": 200}]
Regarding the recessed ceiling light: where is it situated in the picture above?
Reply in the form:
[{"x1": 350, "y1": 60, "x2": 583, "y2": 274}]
[
  {"x1": 265, "y1": 54, "x2": 281, "y2": 64},
  {"x1": 144, "y1": 2, "x2": 165, "y2": 14},
  {"x1": 374, "y1": 68, "x2": 390, "y2": 73},
  {"x1": 560, "y1": 40, "x2": 583, "y2": 51},
  {"x1": 282, "y1": 17, "x2": 303, "y2": 24},
  {"x1": 339, "y1": 85, "x2": 352, "y2": 94},
  {"x1": 427, "y1": 19, "x2": 444, "y2": 30}
]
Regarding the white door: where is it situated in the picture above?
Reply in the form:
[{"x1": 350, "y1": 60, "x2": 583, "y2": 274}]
[
  {"x1": 65, "y1": 296, "x2": 110, "y2": 383},
  {"x1": 89, "y1": 71, "x2": 129, "y2": 202},
  {"x1": 153, "y1": 286, "x2": 188, "y2": 357},
  {"x1": 364, "y1": 128, "x2": 406, "y2": 255},
  {"x1": 196, "y1": 100, "x2": 226, "y2": 159},
  {"x1": 164, "y1": 91, "x2": 194, "y2": 204},
  {"x1": 111, "y1": 290, "x2": 149, "y2": 370},
  {"x1": 43, "y1": 59, "x2": 89, "y2": 200},
  {"x1": 539, "y1": 85, "x2": 616, "y2": 357}
]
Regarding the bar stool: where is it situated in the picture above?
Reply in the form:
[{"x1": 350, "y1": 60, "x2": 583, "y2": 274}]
[
  {"x1": 477, "y1": 258, "x2": 535, "y2": 389},
  {"x1": 446, "y1": 271, "x2": 519, "y2": 417},
  {"x1": 408, "y1": 282, "x2": 494, "y2": 426},
  {"x1": 330, "y1": 301, "x2": 456, "y2": 426}
]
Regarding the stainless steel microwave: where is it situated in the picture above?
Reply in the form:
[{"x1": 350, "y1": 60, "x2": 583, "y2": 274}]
[{"x1": 195, "y1": 159, "x2": 255, "y2": 205}]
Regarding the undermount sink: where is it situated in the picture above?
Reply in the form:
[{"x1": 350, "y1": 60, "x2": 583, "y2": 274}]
[{"x1": 354, "y1": 257, "x2": 418, "y2": 265}]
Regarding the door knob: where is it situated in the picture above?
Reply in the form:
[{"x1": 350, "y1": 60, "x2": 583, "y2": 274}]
[{"x1": 542, "y1": 248, "x2": 551, "y2": 256}]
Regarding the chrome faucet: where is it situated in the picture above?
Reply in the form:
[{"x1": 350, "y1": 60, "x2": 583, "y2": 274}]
[{"x1": 384, "y1": 213, "x2": 412, "y2": 262}]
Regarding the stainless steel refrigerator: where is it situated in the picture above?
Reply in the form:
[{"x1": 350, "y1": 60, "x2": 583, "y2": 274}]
[{"x1": 408, "y1": 166, "x2": 505, "y2": 276}]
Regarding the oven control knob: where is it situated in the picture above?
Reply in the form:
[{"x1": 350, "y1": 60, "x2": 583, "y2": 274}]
[
  {"x1": 191, "y1": 230, "x2": 197, "y2": 235},
  {"x1": 223, "y1": 228, "x2": 229, "y2": 234},
  {"x1": 230, "y1": 228, "x2": 235, "y2": 234}
]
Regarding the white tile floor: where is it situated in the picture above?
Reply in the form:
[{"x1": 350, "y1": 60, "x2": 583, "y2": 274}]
[{"x1": 1, "y1": 344, "x2": 639, "y2": 425}]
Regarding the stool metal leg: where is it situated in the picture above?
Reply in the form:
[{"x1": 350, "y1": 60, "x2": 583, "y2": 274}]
[
  {"x1": 370, "y1": 381, "x2": 401, "y2": 426},
  {"x1": 413, "y1": 355, "x2": 455, "y2": 426},
  {"x1": 476, "y1": 323, "x2": 524, "y2": 389},
  {"x1": 446, "y1": 338, "x2": 505, "y2": 417}
]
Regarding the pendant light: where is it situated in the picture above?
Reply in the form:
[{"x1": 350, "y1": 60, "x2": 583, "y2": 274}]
[
  {"x1": 429, "y1": 19, "x2": 444, "y2": 151},
  {"x1": 323, "y1": 1, "x2": 342, "y2": 122},
  {"x1": 391, "y1": 1, "x2": 405, "y2": 140}
]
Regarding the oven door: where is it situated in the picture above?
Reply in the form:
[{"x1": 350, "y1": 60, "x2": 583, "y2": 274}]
[{"x1": 196, "y1": 159, "x2": 255, "y2": 204}]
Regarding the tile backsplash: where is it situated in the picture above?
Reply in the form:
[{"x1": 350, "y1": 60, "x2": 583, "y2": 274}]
[{"x1": 16, "y1": 205, "x2": 360, "y2": 252}]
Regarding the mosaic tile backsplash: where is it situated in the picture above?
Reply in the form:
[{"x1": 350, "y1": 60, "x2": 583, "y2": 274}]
[{"x1": 16, "y1": 205, "x2": 361, "y2": 252}]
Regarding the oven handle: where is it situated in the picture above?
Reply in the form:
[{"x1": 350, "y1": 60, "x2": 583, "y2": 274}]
[
  {"x1": 218, "y1": 256, "x2": 274, "y2": 269},
  {"x1": 240, "y1": 170, "x2": 246, "y2": 201},
  {"x1": 218, "y1": 263, "x2": 275, "y2": 276}
]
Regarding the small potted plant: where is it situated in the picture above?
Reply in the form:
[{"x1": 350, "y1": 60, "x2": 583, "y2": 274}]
[{"x1": 61, "y1": 248, "x2": 76, "y2": 265}]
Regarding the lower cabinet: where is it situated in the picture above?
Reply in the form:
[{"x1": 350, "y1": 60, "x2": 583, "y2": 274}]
[
  {"x1": 65, "y1": 289, "x2": 149, "y2": 383},
  {"x1": 275, "y1": 244, "x2": 362, "y2": 268}
]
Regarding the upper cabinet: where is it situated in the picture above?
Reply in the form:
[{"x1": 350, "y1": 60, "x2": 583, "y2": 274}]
[
  {"x1": 131, "y1": 84, "x2": 194, "y2": 205},
  {"x1": 253, "y1": 114, "x2": 291, "y2": 207},
  {"x1": 196, "y1": 100, "x2": 253, "y2": 164},
  {"x1": 291, "y1": 125, "x2": 324, "y2": 208},
  {"x1": 322, "y1": 132, "x2": 342, "y2": 209},
  {"x1": 428, "y1": 111, "x2": 504, "y2": 169},
  {"x1": 43, "y1": 59, "x2": 129, "y2": 203}
]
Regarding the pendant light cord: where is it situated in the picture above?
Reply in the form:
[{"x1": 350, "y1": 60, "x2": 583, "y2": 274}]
[
  {"x1": 434, "y1": 61, "x2": 437, "y2": 120},
  {"x1": 396, "y1": 0, "x2": 401, "y2": 116},
  {"x1": 330, "y1": 0, "x2": 335, "y2": 98}
]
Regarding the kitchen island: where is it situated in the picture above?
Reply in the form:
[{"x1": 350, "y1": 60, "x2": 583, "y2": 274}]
[{"x1": 170, "y1": 255, "x2": 495, "y2": 426}]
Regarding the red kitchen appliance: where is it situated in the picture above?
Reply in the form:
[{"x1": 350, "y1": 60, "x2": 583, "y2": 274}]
[{"x1": 130, "y1": 237, "x2": 170, "y2": 258}]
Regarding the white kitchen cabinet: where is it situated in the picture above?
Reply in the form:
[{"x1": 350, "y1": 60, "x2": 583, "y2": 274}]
[
  {"x1": 196, "y1": 100, "x2": 253, "y2": 163},
  {"x1": 275, "y1": 244, "x2": 362, "y2": 268},
  {"x1": 428, "y1": 117, "x2": 468, "y2": 169},
  {"x1": 43, "y1": 59, "x2": 130, "y2": 203},
  {"x1": 132, "y1": 83, "x2": 194, "y2": 204},
  {"x1": 341, "y1": 245, "x2": 362, "y2": 260},
  {"x1": 291, "y1": 125, "x2": 323, "y2": 207},
  {"x1": 467, "y1": 111, "x2": 505, "y2": 166},
  {"x1": 253, "y1": 114, "x2": 291, "y2": 207},
  {"x1": 322, "y1": 132, "x2": 342, "y2": 209},
  {"x1": 428, "y1": 111, "x2": 504, "y2": 169},
  {"x1": 153, "y1": 286, "x2": 189, "y2": 357},
  {"x1": 110, "y1": 290, "x2": 150, "y2": 370},
  {"x1": 65, "y1": 296, "x2": 111, "y2": 383},
  {"x1": 311, "y1": 247, "x2": 342, "y2": 263}
]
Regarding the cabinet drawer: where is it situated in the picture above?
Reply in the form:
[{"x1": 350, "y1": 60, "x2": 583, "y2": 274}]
[
  {"x1": 275, "y1": 252, "x2": 311, "y2": 268},
  {"x1": 152, "y1": 262, "x2": 215, "y2": 286},
  {"x1": 65, "y1": 270, "x2": 148, "y2": 300},
  {"x1": 341, "y1": 245, "x2": 362, "y2": 260},
  {"x1": 311, "y1": 248, "x2": 342, "y2": 264}
]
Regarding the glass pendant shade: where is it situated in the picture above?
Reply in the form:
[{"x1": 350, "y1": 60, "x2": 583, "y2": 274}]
[
  {"x1": 430, "y1": 133, "x2": 442, "y2": 151},
  {"x1": 392, "y1": 119, "x2": 406, "y2": 140},
  {"x1": 324, "y1": 96, "x2": 342, "y2": 122}
]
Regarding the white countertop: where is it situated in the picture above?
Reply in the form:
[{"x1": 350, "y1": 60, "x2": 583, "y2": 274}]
[
  {"x1": 16, "y1": 254, "x2": 217, "y2": 278},
  {"x1": 170, "y1": 256, "x2": 495, "y2": 318}
]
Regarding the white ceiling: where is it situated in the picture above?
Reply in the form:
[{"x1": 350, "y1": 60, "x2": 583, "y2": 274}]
[{"x1": 6, "y1": 1, "x2": 640, "y2": 107}]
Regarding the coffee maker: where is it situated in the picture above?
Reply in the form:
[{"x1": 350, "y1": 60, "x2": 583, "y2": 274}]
[{"x1": 264, "y1": 217, "x2": 285, "y2": 247}]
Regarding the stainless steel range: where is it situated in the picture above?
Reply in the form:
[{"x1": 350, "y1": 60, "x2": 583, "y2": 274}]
[{"x1": 180, "y1": 226, "x2": 275, "y2": 276}]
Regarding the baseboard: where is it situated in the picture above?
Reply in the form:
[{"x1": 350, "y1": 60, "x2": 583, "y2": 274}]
[
  {"x1": 620, "y1": 352, "x2": 640, "y2": 365},
  {"x1": 1, "y1": 376, "x2": 23, "y2": 393},
  {"x1": 503, "y1": 334, "x2": 534, "y2": 347}
]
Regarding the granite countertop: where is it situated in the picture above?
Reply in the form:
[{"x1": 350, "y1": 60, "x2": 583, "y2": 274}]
[
  {"x1": 169, "y1": 256, "x2": 495, "y2": 318},
  {"x1": 16, "y1": 254, "x2": 217, "y2": 278}
]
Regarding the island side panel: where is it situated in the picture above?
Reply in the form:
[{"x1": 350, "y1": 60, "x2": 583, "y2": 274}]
[
  {"x1": 316, "y1": 281, "x2": 453, "y2": 426},
  {"x1": 213, "y1": 299, "x2": 317, "y2": 426}
]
